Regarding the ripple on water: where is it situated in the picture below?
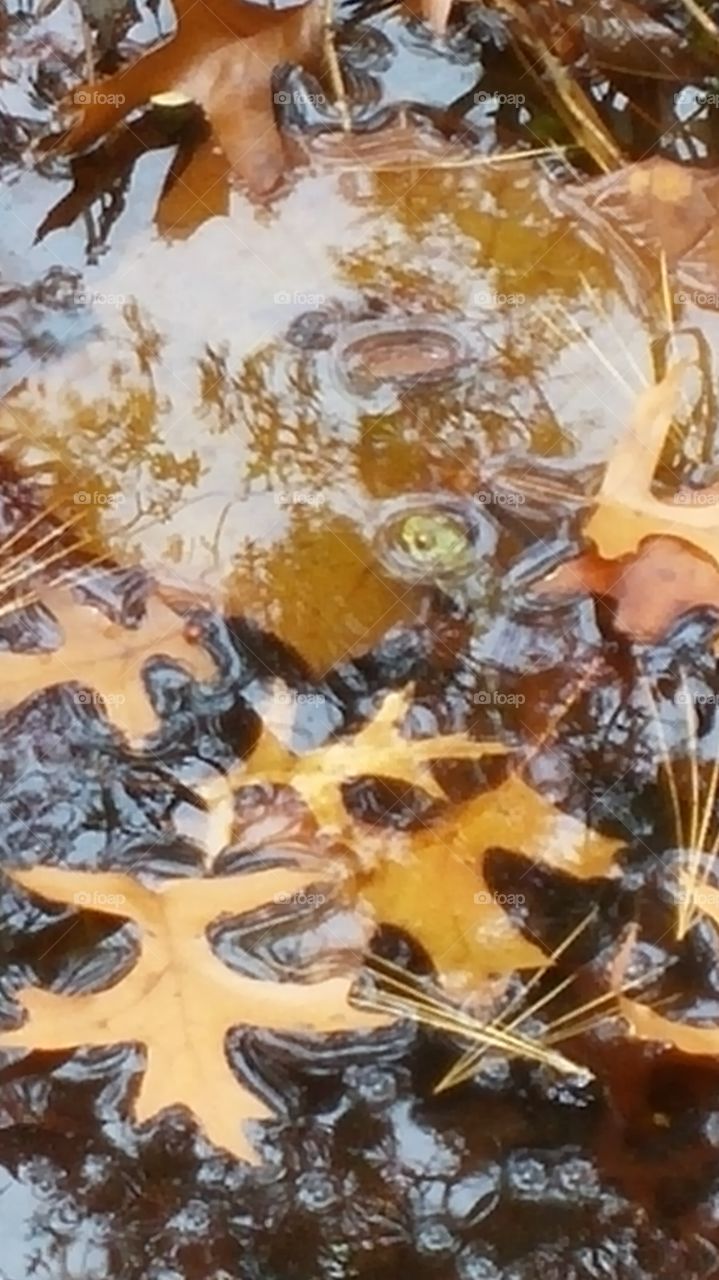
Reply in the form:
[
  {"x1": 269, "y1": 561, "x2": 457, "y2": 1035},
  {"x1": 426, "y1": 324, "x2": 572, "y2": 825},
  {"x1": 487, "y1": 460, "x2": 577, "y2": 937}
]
[{"x1": 371, "y1": 493, "x2": 496, "y2": 586}]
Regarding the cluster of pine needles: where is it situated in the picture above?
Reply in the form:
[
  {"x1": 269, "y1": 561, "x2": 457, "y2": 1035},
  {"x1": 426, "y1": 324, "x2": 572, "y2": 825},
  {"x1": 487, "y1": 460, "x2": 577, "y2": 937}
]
[
  {"x1": 353, "y1": 912, "x2": 666, "y2": 1090},
  {"x1": 644, "y1": 670, "x2": 719, "y2": 942},
  {"x1": 0, "y1": 497, "x2": 97, "y2": 624}
]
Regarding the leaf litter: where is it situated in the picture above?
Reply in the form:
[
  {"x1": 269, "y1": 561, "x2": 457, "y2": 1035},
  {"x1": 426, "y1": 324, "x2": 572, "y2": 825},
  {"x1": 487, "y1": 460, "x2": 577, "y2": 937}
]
[{"x1": 5, "y1": 0, "x2": 719, "y2": 1272}]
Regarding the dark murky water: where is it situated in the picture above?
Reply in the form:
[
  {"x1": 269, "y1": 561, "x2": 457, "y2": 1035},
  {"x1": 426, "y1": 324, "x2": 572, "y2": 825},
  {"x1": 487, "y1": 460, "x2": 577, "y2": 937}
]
[{"x1": 3, "y1": 0, "x2": 719, "y2": 1274}]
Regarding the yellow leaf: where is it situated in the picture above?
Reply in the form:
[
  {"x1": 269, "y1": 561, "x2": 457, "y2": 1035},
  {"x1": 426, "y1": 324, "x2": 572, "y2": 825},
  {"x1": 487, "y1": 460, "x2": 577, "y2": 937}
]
[
  {"x1": 362, "y1": 774, "x2": 623, "y2": 984},
  {"x1": 199, "y1": 684, "x2": 511, "y2": 839}
]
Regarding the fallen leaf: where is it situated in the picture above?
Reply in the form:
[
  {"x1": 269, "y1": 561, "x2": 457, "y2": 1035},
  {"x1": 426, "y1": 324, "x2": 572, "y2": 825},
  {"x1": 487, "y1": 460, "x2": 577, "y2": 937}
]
[
  {"x1": 622, "y1": 997, "x2": 719, "y2": 1057},
  {"x1": 361, "y1": 773, "x2": 623, "y2": 985},
  {"x1": 565, "y1": 158, "x2": 719, "y2": 292},
  {"x1": 414, "y1": 0, "x2": 694, "y2": 71},
  {"x1": 155, "y1": 131, "x2": 229, "y2": 240},
  {"x1": 49, "y1": 0, "x2": 324, "y2": 195},
  {"x1": 534, "y1": 365, "x2": 719, "y2": 647},
  {"x1": 0, "y1": 586, "x2": 216, "y2": 741},
  {"x1": 198, "y1": 685, "x2": 619, "y2": 983},
  {"x1": 199, "y1": 683, "x2": 511, "y2": 838},
  {"x1": 534, "y1": 537, "x2": 719, "y2": 643},
  {"x1": 0, "y1": 863, "x2": 384, "y2": 1162}
]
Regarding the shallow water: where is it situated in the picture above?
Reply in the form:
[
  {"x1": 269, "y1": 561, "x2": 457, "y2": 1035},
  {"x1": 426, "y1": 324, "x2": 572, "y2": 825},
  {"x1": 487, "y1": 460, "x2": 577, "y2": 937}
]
[{"x1": 3, "y1": 0, "x2": 719, "y2": 1276}]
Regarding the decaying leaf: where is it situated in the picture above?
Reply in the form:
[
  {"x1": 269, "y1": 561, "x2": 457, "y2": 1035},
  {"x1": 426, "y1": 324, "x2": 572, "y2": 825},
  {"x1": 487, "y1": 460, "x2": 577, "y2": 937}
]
[
  {"x1": 0, "y1": 864, "x2": 385, "y2": 1162},
  {"x1": 198, "y1": 684, "x2": 620, "y2": 983},
  {"x1": 200, "y1": 683, "x2": 511, "y2": 838},
  {"x1": 416, "y1": 0, "x2": 698, "y2": 79},
  {"x1": 360, "y1": 773, "x2": 623, "y2": 984},
  {"x1": 534, "y1": 537, "x2": 719, "y2": 644},
  {"x1": 0, "y1": 586, "x2": 215, "y2": 740},
  {"x1": 49, "y1": 0, "x2": 324, "y2": 195},
  {"x1": 565, "y1": 158, "x2": 719, "y2": 292},
  {"x1": 534, "y1": 365, "x2": 719, "y2": 647}
]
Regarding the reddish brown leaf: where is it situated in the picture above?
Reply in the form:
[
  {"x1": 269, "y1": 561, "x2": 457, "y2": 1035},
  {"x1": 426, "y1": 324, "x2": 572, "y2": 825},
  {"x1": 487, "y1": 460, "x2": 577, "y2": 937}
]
[
  {"x1": 49, "y1": 0, "x2": 323, "y2": 195},
  {"x1": 535, "y1": 537, "x2": 719, "y2": 644}
]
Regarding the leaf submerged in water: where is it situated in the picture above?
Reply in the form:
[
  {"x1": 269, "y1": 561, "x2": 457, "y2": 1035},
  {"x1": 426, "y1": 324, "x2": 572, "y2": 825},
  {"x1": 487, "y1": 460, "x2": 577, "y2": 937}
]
[{"x1": 0, "y1": 586, "x2": 216, "y2": 741}]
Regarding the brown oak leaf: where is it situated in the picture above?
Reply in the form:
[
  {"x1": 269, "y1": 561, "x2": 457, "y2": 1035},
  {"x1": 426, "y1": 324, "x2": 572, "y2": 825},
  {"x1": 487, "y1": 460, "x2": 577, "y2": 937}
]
[
  {"x1": 49, "y1": 0, "x2": 323, "y2": 195},
  {"x1": 534, "y1": 537, "x2": 719, "y2": 644},
  {"x1": 0, "y1": 863, "x2": 385, "y2": 1162}
]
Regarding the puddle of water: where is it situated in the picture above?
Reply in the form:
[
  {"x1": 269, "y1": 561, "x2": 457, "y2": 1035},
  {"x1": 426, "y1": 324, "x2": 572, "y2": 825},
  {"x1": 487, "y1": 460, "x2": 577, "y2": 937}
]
[{"x1": 0, "y1": 145, "x2": 668, "y2": 671}]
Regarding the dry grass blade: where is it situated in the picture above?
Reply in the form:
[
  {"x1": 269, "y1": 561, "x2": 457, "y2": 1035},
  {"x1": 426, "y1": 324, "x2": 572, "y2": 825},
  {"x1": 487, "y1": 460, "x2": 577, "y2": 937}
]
[
  {"x1": 545, "y1": 983, "x2": 678, "y2": 1045},
  {"x1": 578, "y1": 273, "x2": 650, "y2": 389},
  {"x1": 0, "y1": 531, "x2": 97, "y2": 605},
  {"x1": 495, "y1": 0, "x2": 621, "y2": 173},
  {"x1": 679, "y1": 667, "x2": 703, "y2": 939},
  {"x1": 544, "y1": 307, "x2": 639, "y2": 395},
  {"x1": 676, "y1": 0, "x2": 719, "y2": 45},
  {"x1": 0, "y1": 513, "x2": 86, "y2": 591},
  {"x1": 0, "y1": 592, "x2": 42, "y2": 621},
  {"x1": 643, "y1": 673, "x2": 719, "y2": 939},
  {"x1": 642, "y1": 673, "x2": 685, "y2": 851}
]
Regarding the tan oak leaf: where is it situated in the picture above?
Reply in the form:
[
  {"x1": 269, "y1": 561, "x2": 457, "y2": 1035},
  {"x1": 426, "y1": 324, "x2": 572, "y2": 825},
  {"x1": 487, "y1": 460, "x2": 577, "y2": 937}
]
[
  {"x1": 197, "y1": 684, "x2": 511, "y2": 843},
  {"x1": 0, "y1": 586, "x2": 216, "y2": 741},
  {"x1": 0, "y1": 864, "x2": 385, "y2": 1162}
]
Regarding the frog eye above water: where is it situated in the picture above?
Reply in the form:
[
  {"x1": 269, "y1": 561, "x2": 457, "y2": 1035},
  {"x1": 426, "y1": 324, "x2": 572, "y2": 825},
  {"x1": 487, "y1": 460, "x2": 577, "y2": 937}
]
[{"x1": 373, "y1": 497, "x2": 495, "y2": 584}]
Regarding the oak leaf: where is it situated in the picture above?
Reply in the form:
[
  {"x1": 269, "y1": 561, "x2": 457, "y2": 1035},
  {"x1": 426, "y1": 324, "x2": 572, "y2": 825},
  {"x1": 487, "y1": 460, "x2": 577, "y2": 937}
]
[
  {"x1": 198, "y1": 686, "x2": 619, "y2": 983},
  {"x1": 199, "y1": 684, "x2": 511, "y2": 839},
  {"x1": 572, "y1": 158, "x2": 719, "y2": 287},
  {"x1": 534, "y1": 366, "x2": 719, "y2": 647},
  {"x1": 0, "y1": 863, "x2": 384, "y2": 1162},
  {"x1": 0, "y1": 586, "x2": 216, "y2": 740},
  {"x1": 361, "y1": 773, "x2": 623, "y2": 985},
  {"x1": 49, "y1": 0, "x2": 323, "y2": 195},
  {"x1": 534, "y1": 538, "x2": 719, "y2": 644}
]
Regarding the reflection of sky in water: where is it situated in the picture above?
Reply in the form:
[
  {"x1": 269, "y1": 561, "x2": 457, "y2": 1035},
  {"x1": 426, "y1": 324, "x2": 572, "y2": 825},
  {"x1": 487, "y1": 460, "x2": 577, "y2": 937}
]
[
  {"x1": 2, "y1": 159, "x2": 659, "y2": 586},
  {"x1": 3, "y1": 50, "x2": 718, "y2": 670},
  {"x1": 0, "y1": 1167, "x2": 108, "y2": 1279}
]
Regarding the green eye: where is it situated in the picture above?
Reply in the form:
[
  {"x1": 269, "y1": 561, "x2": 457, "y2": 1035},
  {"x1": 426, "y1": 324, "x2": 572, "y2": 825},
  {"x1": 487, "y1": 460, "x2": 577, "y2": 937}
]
[
  {"x1": 374, "y1": 499, "x2": 490, "y2": 584},
  {"x1": 398, "y1": 514, "x2": 472, "y2": 568}
]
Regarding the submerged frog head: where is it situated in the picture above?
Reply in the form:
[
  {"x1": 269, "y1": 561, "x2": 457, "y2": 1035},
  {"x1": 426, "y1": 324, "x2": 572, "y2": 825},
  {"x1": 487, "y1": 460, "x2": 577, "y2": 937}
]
[
  {"x1": 395, "y1": 511, "x2": 475, "y2": 577},
  {"x1": 373, "y1": 497, "x2": 496, "y2": 587}
]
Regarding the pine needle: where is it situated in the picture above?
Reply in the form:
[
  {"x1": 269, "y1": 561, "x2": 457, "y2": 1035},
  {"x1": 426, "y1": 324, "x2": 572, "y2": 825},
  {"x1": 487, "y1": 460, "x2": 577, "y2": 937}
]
[
  {"x1": 354, "y1": 953, "x2": 592, "y2": 1082},
  {"x1": 323, "y1": 0, "x2": 351, "y2": 133}
]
